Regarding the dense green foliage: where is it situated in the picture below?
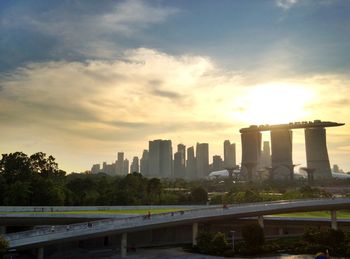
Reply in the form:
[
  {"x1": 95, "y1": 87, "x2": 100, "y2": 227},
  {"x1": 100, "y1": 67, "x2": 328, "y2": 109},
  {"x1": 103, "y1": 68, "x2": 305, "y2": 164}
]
[
  {"x1": 0, "y1": 235, "x2": 9, "y2": 258},
  {"x1": 242, "y1": 223, "x2": 265, "y2": 247},
  {"x1": 0, "y1": 151, "x2": 346, "y2": 206},
  {"x1": 196, "y1": 231, "x2": 230, "y2": 255},
  {"x1": 0, "y1": 152, "x2": 210, "y2": 205}
]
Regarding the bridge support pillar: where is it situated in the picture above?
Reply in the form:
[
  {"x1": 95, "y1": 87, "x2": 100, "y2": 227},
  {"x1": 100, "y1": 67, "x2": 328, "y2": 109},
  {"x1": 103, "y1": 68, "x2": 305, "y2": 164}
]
[
  {"x1": 192, "y1": 222, "x2": 198, "y2": 246},
  {"x1": 331, "y1": 210, "x2": 337, "y2": 230},
  {"x1": 37, "y1": 247, "x2": 44, "y2": 259},
  {"x1": 0, "y1": 226, "x2": 6, "y2": 234},
  {"x1": 121, "y1": 233, "x2": 127, "y2": 258},
  {"x1": 258, "y1": 215, "x2": 264, "y2": 228}
]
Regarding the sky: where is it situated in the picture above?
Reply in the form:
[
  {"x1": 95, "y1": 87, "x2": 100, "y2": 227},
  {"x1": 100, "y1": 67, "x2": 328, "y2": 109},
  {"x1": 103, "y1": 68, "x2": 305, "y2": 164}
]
[{"x1": 1, "y1": 0, "x2": 350, "y2": 173}]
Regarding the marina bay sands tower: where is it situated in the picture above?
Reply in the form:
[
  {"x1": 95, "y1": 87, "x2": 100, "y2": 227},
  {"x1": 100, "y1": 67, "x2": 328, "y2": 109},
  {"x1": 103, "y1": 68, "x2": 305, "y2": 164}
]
[{"x1": 240, "y1": 120, "x2": 344, "y2": 181}]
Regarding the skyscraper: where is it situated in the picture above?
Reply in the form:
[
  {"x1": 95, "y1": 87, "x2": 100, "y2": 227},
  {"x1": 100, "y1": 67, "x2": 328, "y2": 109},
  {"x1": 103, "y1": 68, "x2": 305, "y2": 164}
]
[
  {"x1": 196, "y1": 143, "x2": 209, "y2": 178},
  {"x1": 140, "y1": 150, "x2": 149, "y2": 176},
  {"x1": 130, "y1": 156, "x2": 139, "y2": 173},
  {"x1": 123, "y1": 159, "x2": 129, "y2": 175},
  {"x1": 174, "y1": 144, "x2": 186, "y2": 178},
  {"x1": 116, "y1": 152, "x2": 124, "y2": 175},
  {"x1": 148, "y1": 139, "x2": 173, "y2": 178},
  {"x1": 186, "y1": 146, "x2": 197, "y2": 180},
  {"x1": 91, "y1": 164, "x2": 101, "y2": 174},
  {"x1": 212, "y1": 155, "x2": 223, "y2": 172},
  {"x1": 223, "y1": 140, "x2": 236, "y2": 168}
]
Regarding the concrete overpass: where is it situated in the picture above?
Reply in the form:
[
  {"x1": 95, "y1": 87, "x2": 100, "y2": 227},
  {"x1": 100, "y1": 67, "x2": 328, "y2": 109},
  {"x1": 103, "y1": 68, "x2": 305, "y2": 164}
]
[{"x1": 3, "y1": 198, "x2": 350, "y2": 257}]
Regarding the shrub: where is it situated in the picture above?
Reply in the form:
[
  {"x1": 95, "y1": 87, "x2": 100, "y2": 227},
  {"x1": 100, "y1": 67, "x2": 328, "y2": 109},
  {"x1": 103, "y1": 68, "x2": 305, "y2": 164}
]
[
  {"x1": 242, "y1": 223, "x2": 265, "y2": 247},
  {"x1": 0, "y1": 236, "x2": 9, "y2": 259},
  {"x1": 211, "y1": 232, "x2": 229, "y2": 255},
  {"x1": 196, "y1": 231, "x2": 229, "y2": 255},
  {"x1": 196, "y1": 231, "x2": 214, "y2": 254}
]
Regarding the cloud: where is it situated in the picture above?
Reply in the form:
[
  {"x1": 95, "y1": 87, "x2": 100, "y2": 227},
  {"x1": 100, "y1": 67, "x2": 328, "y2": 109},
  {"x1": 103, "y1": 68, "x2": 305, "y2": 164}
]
[
  {"x1": 1, "y1": 0, "x2": 179, "y2": 59},
  {"x1": 1, "y1": 47, "x2": 350, "y2": 172},
  {"x1": 276, "y1": 0, "x2": 299, "y2": 10}
]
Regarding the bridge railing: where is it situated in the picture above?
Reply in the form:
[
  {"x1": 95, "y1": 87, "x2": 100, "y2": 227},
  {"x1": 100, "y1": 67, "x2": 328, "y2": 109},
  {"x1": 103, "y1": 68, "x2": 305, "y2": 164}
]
[{"x1": 4, "y1": 198, "x2": 348, "y2": 243}]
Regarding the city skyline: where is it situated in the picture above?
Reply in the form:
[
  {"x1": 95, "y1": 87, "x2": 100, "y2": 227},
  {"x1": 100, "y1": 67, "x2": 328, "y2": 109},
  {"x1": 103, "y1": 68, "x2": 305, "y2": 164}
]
[{"x1": 1, "y1": 0, "x2": 350, "y2": 172}]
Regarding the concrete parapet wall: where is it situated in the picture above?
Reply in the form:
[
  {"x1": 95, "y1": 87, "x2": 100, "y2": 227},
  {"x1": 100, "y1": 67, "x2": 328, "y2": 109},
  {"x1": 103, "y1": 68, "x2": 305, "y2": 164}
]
[{"x1": 0, "y1": 205, "x2": 211, "y2": 213}]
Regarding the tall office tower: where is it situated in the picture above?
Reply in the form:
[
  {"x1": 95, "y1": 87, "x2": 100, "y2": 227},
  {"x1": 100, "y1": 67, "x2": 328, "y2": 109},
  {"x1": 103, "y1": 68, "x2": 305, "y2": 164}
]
[
  {"x1": 130, "y1": 156, "x2": 139, "y2": 173},
  {"x1": 91, "y1": 164, "x2": 101, "y2": 174},
  {"x1": 149, "y1": 140, "x2": 161, "y2": 177},
  {"x1": 241, "y1": 131, "x2": 262, "y2": 181},
  {"x1": 174, "y1": 152, "x2": 182, "y2": 179},
  {"x1": 260, "y1": 141, "x2": 271, "y2": 168},
  {"x1": 123, "y1": 159, "x2": 129, "y2": 175},
  {"x1": 212, "y1": 155, "x2": 223, "y2": 172},
  {"x1": 160, "y1": 140, "x2": 173, "y2": 178},
  {"x1": 305, "y1": 127, "x2": 332, "y2": 179},
  {"x1": 106, "y1": 163, "x2": 115, "y2": 175},
  {"x1": 116, "y1": 152, "x2": 124, "y2": 175},
  {"x1": 140, "y1": 150, "x2": 149, "y2": 176},
  {"x1": 271, "y1": 129, "x2": 293, "y2": 180},
  {"x1": 223, "y1": 140, "x2": 236, "y2": 168},
  {"x1": 148, "y1": 139, "x2": 173, "y2": 178},
  {"x1": 102, "y1": 162, "x2": 107, "y2": 174},
  {"x1": 196, "y1": 143, "x2": 209, "y2": 178},
  {"x1": 186, "y1": 146, "x2": 197, "y2": 180},
  {"x1": 174, "y1": 144, "x2": 186, "y2": 179}
]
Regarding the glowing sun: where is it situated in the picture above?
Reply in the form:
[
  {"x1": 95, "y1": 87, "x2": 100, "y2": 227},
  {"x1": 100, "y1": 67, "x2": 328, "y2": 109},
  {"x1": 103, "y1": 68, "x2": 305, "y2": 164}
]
[{"x1": 236, "y1": 83, "x2": 314, "y2": 125}]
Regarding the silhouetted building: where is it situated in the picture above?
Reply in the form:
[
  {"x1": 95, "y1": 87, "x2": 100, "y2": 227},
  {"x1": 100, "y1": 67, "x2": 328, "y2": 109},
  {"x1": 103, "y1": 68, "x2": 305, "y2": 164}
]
[
  {"x1": 174, "y1": 144, "x2": 186, "y2": 179},
  {"x1": 196, "y1": 143, "x2": 209, "y2": 178},
  {"x1": 224, "y1": 140, "x2": 236, "y2": 168},
  {"x1": 186, "y1": 146, "x2": 197, "y2": 180},
  {"x1": 148, "y1": 139, "x2": 173, "y2": 178},
  {"x1": 116, "y1": 152, "x2": 124, "y2": 175},
  {"x1": 102, "y1": 162, "x2": 107, "y2": 174},
  {"x1": 123, "y1": 159, "x2": 129, "y2": 175},
  {"x1": 140, "y1": 150, "x2": 149, "y2": 176},
  {"x1": 305, "y1": 127, "x2": 332, "y2": 179},
  {"x1": 91, "y1": 164, "x2": 101, "y2": 174},
  {"x1": 271, "y1": 129, "x2": 293, "y2": 180},
  {"x1": 240, "y1": 131, "x2": 261, "y2": 181},
  {"x1": 130, "y1": 156, "x2": 139, "y2": 173},
  {"x1": 212, "y1": 155, "x2": 223, "y2": 172}
]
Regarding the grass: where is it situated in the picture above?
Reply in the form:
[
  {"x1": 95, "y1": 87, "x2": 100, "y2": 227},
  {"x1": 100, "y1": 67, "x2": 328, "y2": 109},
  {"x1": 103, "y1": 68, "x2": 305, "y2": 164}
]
[{"x1": 269, "y1": 210, "x2": 350, "y2": 219}]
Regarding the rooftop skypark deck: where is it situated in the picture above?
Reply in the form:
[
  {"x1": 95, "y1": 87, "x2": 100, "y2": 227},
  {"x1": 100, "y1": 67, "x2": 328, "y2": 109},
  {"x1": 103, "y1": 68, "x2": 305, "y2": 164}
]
[{"x1": 240, "y1": 120, "x2": 345, "y2": 133}]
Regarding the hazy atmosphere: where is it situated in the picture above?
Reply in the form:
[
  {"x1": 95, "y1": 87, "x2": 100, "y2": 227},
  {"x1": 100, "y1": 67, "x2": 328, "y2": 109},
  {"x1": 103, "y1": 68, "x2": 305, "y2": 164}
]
[{"x1": 1, "y1": 0, "x2": 350, "y2": 172}]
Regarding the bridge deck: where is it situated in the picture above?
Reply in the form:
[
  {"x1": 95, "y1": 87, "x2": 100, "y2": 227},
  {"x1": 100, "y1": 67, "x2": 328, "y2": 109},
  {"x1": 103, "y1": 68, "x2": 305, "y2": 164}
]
[{"x1": 4, "y1": 198, "x2": 350, "y2": 249}]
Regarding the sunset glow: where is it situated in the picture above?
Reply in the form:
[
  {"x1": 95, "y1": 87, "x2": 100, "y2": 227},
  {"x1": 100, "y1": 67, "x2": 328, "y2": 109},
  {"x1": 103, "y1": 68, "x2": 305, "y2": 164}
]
[{"x1": 236, "y1": 83, "x2": 314, "y2": 125}]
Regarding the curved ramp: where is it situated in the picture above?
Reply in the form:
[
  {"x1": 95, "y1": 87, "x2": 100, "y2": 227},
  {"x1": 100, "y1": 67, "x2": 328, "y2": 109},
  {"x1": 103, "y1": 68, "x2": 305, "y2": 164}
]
[{"x1": 4, "y1": 198, "x2": 350, "y2": 249}]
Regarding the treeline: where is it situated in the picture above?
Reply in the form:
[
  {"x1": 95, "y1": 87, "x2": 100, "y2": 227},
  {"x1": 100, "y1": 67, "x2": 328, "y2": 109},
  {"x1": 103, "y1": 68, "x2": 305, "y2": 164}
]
[
  {"x1": 0, "y1": 151, "x2": 340, "y2": 206},
  {"x1": 0, "y1": 152, "x2": 208, "y2": 206}
]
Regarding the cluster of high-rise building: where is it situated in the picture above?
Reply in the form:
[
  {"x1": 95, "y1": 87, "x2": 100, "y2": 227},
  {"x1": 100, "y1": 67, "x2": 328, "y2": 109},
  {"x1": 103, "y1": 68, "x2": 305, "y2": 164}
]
[{"x1": 90, "y1": 139, "x2": 237, "y2": 179}]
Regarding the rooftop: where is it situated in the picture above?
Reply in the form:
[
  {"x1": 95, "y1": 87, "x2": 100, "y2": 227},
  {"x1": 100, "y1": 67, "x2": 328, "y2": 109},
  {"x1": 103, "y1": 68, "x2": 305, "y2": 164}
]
[{"x1": 240, "y1": 120, "x2": 345, "y2": 133}]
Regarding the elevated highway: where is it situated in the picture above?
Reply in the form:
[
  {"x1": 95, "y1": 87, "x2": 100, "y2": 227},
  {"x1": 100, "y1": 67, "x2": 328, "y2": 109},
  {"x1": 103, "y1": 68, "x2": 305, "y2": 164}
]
[{"x1": 3, "y1": 198, "x2": 350, "y2": 253}]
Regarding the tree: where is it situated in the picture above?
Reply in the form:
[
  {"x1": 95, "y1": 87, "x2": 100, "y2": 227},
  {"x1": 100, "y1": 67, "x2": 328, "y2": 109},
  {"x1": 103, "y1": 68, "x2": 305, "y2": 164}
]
[
  {"x1": 211, "y1": 232, "x2": 229, "y2": 255},
  {"x1": 4, "y1": 181, "x2": 32, "y2": 205},
  {"x1": 0, "y1": 235, "x2": 9, "y2": 259},
  {"x1": 0, "y1": 152, "x2": 33, "y2": 184},
  {"x1": 196, "y1": 231, "x2": 214, "y2": 254},
  {"x1": 147, "y1": 178, "x2": 162, "y2": 204},
  {"x1": 242, "y1": 223, "x2": 265, "y2": 247},
  {"x1": 190, "y1": 186, "x2": 208, "y2": 204}
]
